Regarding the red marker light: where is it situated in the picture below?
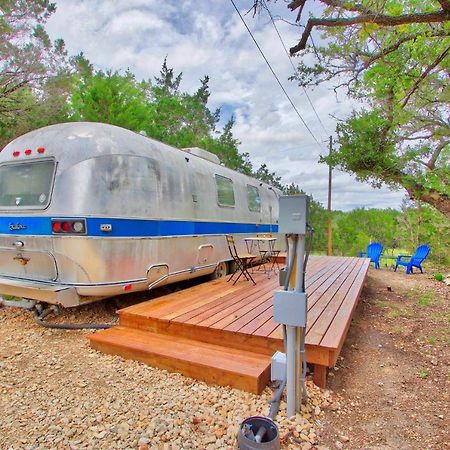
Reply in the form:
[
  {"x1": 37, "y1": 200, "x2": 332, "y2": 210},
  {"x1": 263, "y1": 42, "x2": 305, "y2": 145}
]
[
  {"x1": 123, "y1": 284, "x2": 132, "y2": 291},
  {"x1": 25, "y1": 149, "x2": 32, "y2": 155},
  {"x1": 61, "y1": 222, "x2": 71, "y2": 232},
  {"x1": 13, "y1": 151, "x2": 20, "y2": 157},
  {"x1": 52, "y1": 222, "x2": 61, "y2": 233},
  {"x1": 37, "y1": 147, "x2": 45, "y2": 154}
]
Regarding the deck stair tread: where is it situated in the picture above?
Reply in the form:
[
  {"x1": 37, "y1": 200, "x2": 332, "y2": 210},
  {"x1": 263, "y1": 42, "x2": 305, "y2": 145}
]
[{"x1": 89, "y1": 326, "x2": 271, "y2": 393}]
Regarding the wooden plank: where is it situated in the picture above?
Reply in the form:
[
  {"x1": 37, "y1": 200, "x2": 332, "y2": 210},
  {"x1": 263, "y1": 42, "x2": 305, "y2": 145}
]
[
  {"x1": 197, "y1": 288, "x2": 273, "y2": 329},
  {"x1": 307, "y1": 258, "x2": 364, "y2": 346},
  {"x1": 305, "y1": 258, "x2": 359, "y2": 337},
  {"x1": 207, "y1": 293, "x2": 271, "y2": 330},
  {"x1": 306, "y1": 257, "x2": 357, "y2": 311},
  {"x1": 158, "y1": 283, "x2": 242, "y2": 320},
  {"x1": 224, "y1": 296, "x2": 273, "y2": 333},
  {"x1": 252, "y1": 313, "x2": 279, "y2": 338},
  {"x1": 89, "y1": 326, "x2": 271, "y2": 393},
  {"x1": 313, "y1": 364, "x2": 327, "y2": 388},
  {"x1": 122, "y1": 278, "x2": 226, "y2": 315},
  {"x1": 119, "y1": 314, "x2": 283, "y2": 355},
  {"x1": 320, "y1": 259, "x2": 370, "y2": 352},
  {"x1": 181, "y1": 277, "x2": 276, "y2": 325},
  {"x1": 252, "y1": 258, "x2": 350, "y2": 339}
]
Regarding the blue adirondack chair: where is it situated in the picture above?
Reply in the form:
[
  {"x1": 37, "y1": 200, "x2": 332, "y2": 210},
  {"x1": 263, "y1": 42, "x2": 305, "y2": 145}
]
[
  {"x1": 358, "y1": 242, "x2": 383, "y2": 269},
  {"x1": 394, "y1": 244, "x2": 430, "y2": 274}
]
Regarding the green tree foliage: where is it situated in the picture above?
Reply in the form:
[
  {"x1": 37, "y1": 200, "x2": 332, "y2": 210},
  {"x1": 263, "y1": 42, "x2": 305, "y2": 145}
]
[
  {"x1": 396, "y1": 200, "x2": 450, "y2": 265},
  {"x1": 307, "y1": 199, "x2": 329, "y2": 254},
  {"x1": 70, "y1": 58, "x2": 280, "y2": 182},
  {"x1": 0, "y1": 0, "x2": 70, "y2": 145},
  {"x1": 71, "y1": 70, "x2": 151, "y2": 130},
  {"x1": 276, "y1": 0, "x2": 450, "y2": 218},
  {"x1": 332, "y1": 208, "x2": 401, "y2": 257}
]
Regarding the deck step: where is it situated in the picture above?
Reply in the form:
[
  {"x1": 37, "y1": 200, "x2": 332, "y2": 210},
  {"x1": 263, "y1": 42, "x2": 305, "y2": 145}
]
[{"x1": 89, "y1": 326, "x2": 271, "y2": 394}]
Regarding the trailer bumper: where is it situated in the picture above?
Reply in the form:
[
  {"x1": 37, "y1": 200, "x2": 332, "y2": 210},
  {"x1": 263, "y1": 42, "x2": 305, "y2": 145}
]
[{"x1": 0, "y1": 277, "x2": 80, "y2": 307}]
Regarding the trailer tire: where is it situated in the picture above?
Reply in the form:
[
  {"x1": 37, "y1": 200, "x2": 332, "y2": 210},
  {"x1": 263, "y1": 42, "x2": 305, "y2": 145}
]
[{"x1": 211, "y1": 261, "x2": 228, "y2": 280}]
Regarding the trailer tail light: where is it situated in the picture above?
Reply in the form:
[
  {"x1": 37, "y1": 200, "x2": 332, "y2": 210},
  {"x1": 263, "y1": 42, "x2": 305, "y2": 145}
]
[
  {"x1": 61, "y1": 222, "x2": 71, "y2": 232},
  {"x1": 25, "y1": 149, "x2": 32, "y2": 155},
  {"x1": 37, "y1": 147, "x2": 45, "y2": 154},
  {"x1": 13, "y1": 151, "x2": 20, "y2": 157},
  {"x1": 51, "y1": 219, "x2": 87, "y2": 235}
]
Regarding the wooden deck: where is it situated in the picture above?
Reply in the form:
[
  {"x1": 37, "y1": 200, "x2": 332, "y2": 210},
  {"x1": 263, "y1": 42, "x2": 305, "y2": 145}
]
[{"x1": 90, "y1": 256, "x2": 370, "y2": 393}]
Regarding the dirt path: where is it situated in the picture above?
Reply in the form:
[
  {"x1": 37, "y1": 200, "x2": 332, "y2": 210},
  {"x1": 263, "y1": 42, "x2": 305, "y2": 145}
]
[{"x1": 319, "y1": 268, "x2": 449, "y2": 450}]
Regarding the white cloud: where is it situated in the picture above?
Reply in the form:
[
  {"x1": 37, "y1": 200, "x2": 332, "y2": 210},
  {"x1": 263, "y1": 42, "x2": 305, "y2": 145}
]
[{"x1": 46, "y1": 0, "x2": 406, "y2": 211}]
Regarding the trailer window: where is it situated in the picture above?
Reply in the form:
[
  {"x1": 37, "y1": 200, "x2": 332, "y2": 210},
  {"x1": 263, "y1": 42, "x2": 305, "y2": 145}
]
[
  {"x1": 247, "y1": 185, "x2": 261, "y2": 212},
  {"x1": 215, "y1": 174, "x2": 235, "y2": 207},
  {"x1": 0, "y1": 160, "x2": 55, "y2": 208}
]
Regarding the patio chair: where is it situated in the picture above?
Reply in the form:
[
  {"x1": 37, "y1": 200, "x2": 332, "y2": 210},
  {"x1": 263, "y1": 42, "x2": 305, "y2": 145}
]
[
  {"x1": 394, "y1": 244, "x2": 430, "y2": 274},
  {"x1": 225, "y1": 235, "x2": 257, "y2": 285},
  {"x1": 358, "y1": 242, "x2": 383, "y2": 269}
]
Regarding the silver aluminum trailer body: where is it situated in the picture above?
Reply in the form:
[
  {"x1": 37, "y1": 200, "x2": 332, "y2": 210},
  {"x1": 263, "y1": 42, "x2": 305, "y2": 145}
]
[{"x1": 0, "y1": 122, "x2": 280, "y2": 307}]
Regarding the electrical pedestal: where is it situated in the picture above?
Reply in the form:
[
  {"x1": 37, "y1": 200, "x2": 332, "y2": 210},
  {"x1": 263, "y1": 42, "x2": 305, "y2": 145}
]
[{"x1": 272, "y1": 194, "x2": 309, "y2": 417}]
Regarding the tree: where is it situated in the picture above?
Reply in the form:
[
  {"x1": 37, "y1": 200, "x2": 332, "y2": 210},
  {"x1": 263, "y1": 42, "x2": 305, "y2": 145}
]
[
  {"x1": 258, "y1": 0, "x2": 450, "y2": 218},
  {"x1": 71, "y1": 69, "x2": 151, "y2": 130},
  {"x1": 397, "y1": 200, "x2": 450, "y2": 265},
  {"x1": 0, "y1": 0, "x2": 68, "y2": 143}
]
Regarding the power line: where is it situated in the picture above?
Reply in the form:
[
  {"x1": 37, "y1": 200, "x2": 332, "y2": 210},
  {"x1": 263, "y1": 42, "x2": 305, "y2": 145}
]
[
  {"x1": 229, "y1": 0, "x2": 325, "y2": 150},
  {"x1": 262, "y1": 0, "x2": 329, "y2": 136}
]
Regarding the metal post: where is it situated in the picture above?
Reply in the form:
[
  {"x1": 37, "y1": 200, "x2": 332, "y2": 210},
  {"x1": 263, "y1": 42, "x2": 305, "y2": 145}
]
[
  {"x1": 327, "y1": 136, "x2": 333, "y2": 256},
  {"x1": 295, "y1": 235, "x2": 305, "y2": 410},
  {"x1": 286, "y1": 324, "x2": 297, "y2": 418}
]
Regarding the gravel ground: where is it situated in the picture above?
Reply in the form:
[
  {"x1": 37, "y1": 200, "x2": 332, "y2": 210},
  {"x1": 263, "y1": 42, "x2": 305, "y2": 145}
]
[{"x1": 0, "y1": 303, "x2": 339, "y2": 450}]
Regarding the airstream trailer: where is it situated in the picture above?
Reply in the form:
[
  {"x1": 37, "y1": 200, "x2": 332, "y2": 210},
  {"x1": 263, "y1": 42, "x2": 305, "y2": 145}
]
[{"x1": 0, "y1": 122, "x2": 280, "y2": 307}]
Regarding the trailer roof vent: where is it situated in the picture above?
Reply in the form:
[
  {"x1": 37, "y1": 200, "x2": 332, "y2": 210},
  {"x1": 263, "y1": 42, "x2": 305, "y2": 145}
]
[{"x1": 182, "y1": 147, "x2": 220, "y2": 165}]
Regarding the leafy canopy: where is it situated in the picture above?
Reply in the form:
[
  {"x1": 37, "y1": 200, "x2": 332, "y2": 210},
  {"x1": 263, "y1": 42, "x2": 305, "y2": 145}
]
[
  {"x1": 261, "y1": 0, "x2": 450, "y2": 218},
  {"x1": 0, "y1": 0, "x2": 70, "y2": 145}
]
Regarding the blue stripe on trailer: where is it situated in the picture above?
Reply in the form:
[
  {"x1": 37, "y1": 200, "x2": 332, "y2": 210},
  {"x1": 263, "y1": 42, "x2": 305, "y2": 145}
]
[{"x1": 0, "y1": 216, "x2": 278, "y2": 237}]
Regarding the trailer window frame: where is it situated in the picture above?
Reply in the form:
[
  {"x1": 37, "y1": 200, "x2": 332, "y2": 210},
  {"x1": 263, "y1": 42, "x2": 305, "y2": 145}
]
[
  {"x1": 246, "y1": 184, "x2": 261, "y2": 212},
  {"x1": 214, "y1": 174, "x2": 235, "y2": 208},
  {"x1": 0, "y1": 158, "x2": 57, "y2": 210}
]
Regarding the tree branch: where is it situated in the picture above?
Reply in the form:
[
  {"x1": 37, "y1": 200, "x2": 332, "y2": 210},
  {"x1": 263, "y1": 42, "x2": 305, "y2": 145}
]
[
  {"x1": 290, "y1": 11, "x2": 450, "y2": 54},
  {"x1": 362, "y1": 31, "x2": 448, "y2": 68},
  {"x1": 436, "y1": 0, "x2": 450, "y2": 12},
  {"x1": 427, "y1": 140, "x2": 449, "y2": 170},
  {"x1": 401, "y1": 46, "x2": 450, "y2": 108},
  {"x1": 289, "y1": 0, "x2": 376, "y2": 15}
]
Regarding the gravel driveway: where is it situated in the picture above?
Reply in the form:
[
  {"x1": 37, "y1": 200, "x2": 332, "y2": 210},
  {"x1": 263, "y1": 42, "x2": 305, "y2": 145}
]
[{"x1": 0, "y1": 302, "x2": 334, "y2": 449}]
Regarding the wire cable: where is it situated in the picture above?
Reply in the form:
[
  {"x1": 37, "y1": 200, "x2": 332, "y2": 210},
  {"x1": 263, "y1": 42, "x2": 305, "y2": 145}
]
[
  {"x1": 229, "y1": 0, "x2": 325, "y2": 150},
  {"x1": 262, "y1": 0, "x2": 329, "y2": 136}
]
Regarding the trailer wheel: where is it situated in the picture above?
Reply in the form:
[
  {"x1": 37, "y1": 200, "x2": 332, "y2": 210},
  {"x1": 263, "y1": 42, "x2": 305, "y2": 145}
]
[{"x1": 211, "y1": 261, "x2": 228, "y2": 279}]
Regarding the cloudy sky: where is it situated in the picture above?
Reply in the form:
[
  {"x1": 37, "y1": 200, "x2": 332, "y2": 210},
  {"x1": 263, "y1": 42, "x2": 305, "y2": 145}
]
[{"x1": 46, "y1": 0, "x2": 405, "y2": 211}]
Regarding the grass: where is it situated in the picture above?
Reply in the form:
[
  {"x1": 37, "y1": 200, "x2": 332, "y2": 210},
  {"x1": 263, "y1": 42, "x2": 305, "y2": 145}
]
[
  {"x1": 373, "y1": 299, "x2": 390, "y2": 309},
  {"x1": 418, "y1": 368, "x2": 430, "y2": 379},
  {"x1": 431, "y1": 312, "x2": 450, "y2": 324},
  {"x1": 425, "y1": 336, "x2": 437, "y2": 345},
  {"x1": 372, "y1": 299, "x2": 412, "y2": 319},
  {"x1": 418, "y1": 296, "x2": 432, "y2": 307}
]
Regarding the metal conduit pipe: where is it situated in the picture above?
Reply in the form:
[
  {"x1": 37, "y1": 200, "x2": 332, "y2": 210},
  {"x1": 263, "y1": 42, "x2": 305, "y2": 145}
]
[
  {"x1": 300, "y1": 225, "x2": 314, "y2": 402},
  {"x1": 33, "y1": 306, "x2": 115, "y2": 330},
  {"x1": 294, "y1": 235, "x2": 305, "y2": 410},
  {"x1": 268, "y1": 379, "x2": 287, "y2": 420}
]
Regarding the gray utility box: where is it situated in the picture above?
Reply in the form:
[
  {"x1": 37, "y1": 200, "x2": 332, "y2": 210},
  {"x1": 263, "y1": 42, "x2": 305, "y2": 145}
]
[
  {"x1": 278, "y1": 194, "x2": 310, "y2": 235},
  {"x1": 273, "y1": 290, "x2": 307, "y2": 327}
]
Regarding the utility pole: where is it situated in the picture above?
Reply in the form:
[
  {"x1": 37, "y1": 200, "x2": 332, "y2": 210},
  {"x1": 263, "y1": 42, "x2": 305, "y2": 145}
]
[{"x1": 327, "y1": 136, "x2": 333, "y2": 256}]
